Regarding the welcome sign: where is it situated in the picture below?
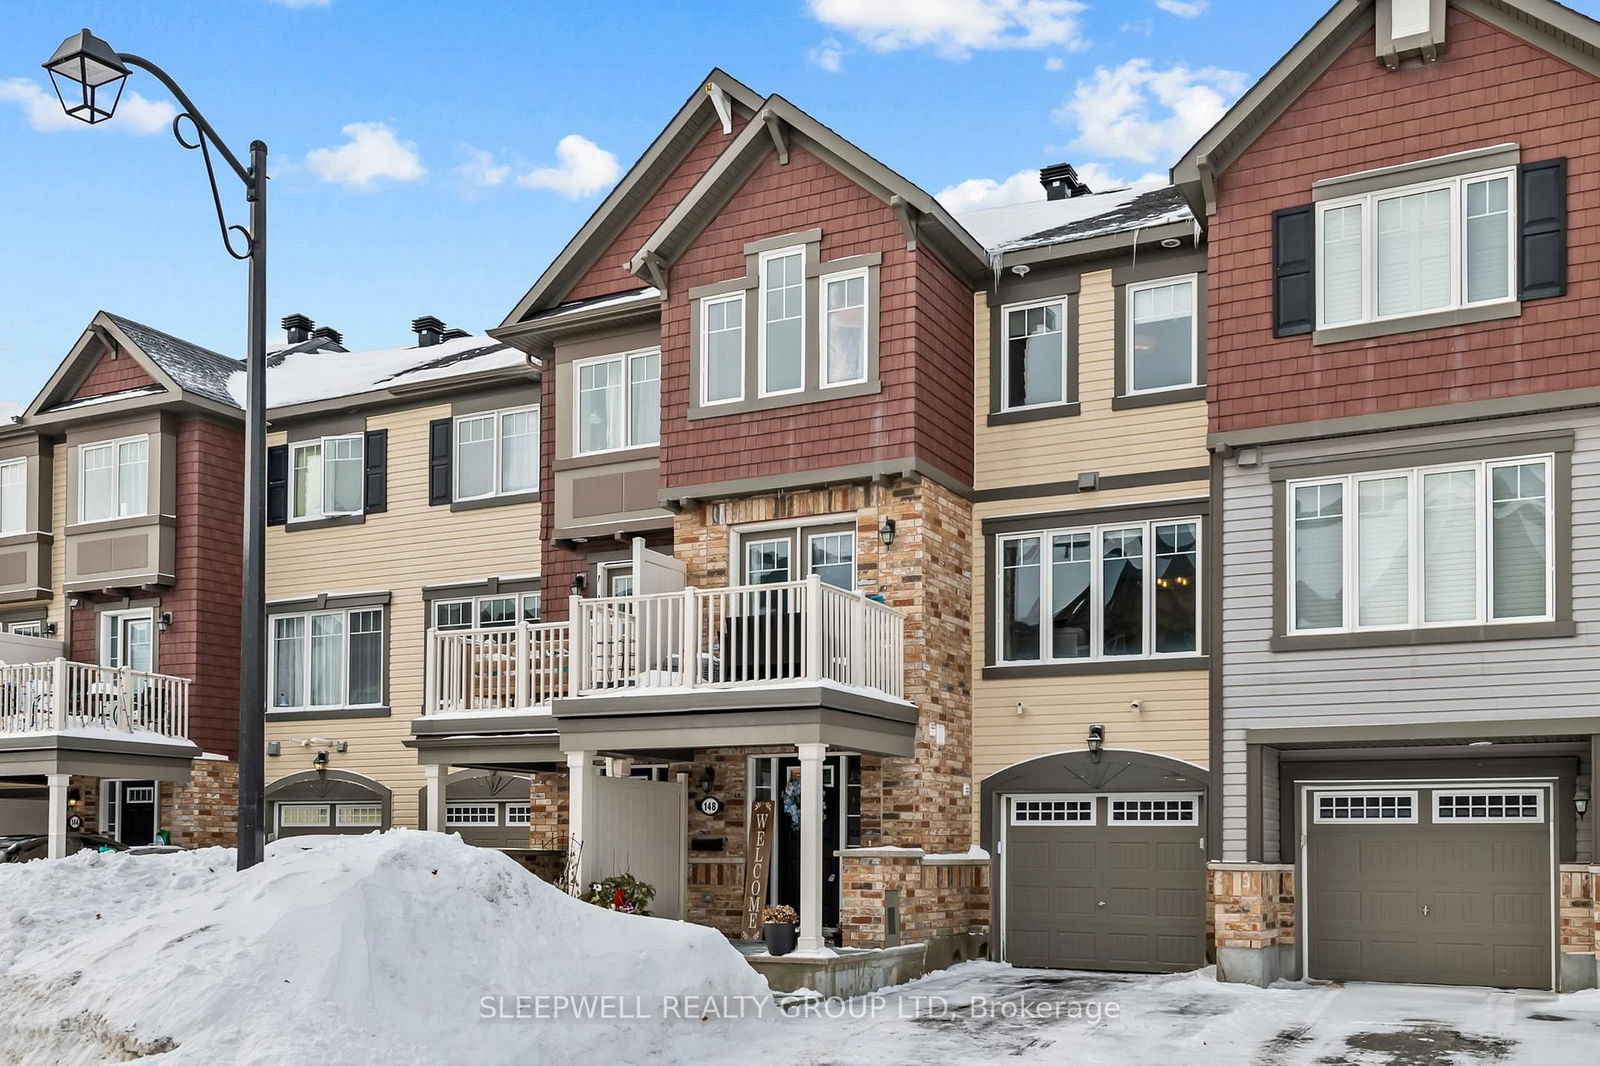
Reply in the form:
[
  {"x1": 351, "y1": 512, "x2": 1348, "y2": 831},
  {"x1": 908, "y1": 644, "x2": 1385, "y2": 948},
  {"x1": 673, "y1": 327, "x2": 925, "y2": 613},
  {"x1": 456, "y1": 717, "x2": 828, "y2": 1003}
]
[{"x1": 743, "y1": 800, "x2": 775, "y2": 936}]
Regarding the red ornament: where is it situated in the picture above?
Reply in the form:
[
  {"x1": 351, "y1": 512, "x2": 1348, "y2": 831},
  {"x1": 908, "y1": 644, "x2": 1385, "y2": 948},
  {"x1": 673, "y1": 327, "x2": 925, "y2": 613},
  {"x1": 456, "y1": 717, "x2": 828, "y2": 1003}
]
[{"x1": 613, "y1": 887, "x2": 626, "y2": 908}]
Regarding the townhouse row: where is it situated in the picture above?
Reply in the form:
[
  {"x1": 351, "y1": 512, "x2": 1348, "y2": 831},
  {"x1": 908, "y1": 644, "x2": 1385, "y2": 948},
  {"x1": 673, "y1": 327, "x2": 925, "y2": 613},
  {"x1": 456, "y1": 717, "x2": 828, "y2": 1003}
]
[{"x1": 1, "y1": 0, "x2": 1596, "y2": 995}]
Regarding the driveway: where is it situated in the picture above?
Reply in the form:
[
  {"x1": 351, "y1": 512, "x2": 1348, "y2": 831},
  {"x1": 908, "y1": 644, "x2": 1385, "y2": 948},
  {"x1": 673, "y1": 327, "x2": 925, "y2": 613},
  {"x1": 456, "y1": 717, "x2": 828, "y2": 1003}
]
[{"x1": 743, "y1": 962, "x2": 1600, "y2": 1066}]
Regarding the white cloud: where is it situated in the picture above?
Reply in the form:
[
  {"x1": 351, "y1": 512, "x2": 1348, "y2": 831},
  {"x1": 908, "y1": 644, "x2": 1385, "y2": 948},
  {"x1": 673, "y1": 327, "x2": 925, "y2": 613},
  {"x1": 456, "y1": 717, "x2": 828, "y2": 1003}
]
[
  {"x1": 1055, "y1": 59, "x2": 1247, "y2": 165},
  {"x1": 0, "y1": 400, "x2": 22, "y2": 423},
  {"x1": 1044, "y1": 56, "x2": 1065, "y2": 72},
  {"x1": 515, "y1": 135, "x2": 620, "y2": 199},
  {"x1": 0, "y1": 77, "x2": 175, "y2": 135},
  {"x1": 1155, "y1": 0, "x2": 1208, "y2": 16},
  {"x1": 809, "y1": 38, "x2": 845, "y2": 72},
  {"x1": 305, "y1": 122, "x2": 426, "y2": 188},
  {"x1": 936, "y1": 169, "x2": 1043, "y2": 212},
  {"x1": 454, "y1": 146, "x2": 512, "y2": 189},
  {"x1": 808, "y1": 0, "x2": 1088, "y2": 59}
]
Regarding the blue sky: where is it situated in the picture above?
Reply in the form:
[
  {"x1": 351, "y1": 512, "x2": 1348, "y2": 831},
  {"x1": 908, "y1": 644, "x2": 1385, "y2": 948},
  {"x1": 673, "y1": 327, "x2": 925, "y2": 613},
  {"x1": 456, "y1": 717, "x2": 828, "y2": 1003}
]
[{"x1": 3, "y1": 0, "x2": 1595, "y2": 412}]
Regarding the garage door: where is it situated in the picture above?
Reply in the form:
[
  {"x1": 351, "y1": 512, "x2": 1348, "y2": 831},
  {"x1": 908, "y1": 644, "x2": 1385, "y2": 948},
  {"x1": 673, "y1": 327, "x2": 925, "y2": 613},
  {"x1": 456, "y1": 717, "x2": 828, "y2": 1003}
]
[
  {"x1": 1306, "y1": 787, "x2": 1553, "y2": 990},
  {"x1": 1004, "y1": 793, "x2": 1205, "y2": 973}
]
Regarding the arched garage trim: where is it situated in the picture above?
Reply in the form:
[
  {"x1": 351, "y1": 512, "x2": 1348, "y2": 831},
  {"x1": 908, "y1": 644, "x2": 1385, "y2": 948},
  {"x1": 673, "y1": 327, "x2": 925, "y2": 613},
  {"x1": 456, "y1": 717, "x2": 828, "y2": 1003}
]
[
  {"x1": 414, "y1": 769, "x2": 532, "y2": 851},
  {"x1": 266, "y1": 769, "x2": 393, "y2": 836}
]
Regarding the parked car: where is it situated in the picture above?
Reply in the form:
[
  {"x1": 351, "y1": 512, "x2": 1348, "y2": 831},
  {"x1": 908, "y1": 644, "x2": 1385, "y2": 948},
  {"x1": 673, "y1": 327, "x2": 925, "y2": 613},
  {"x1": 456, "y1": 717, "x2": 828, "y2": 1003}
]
[{"x1": 0, "y1": 833, "x2": 131, "y2": 863}]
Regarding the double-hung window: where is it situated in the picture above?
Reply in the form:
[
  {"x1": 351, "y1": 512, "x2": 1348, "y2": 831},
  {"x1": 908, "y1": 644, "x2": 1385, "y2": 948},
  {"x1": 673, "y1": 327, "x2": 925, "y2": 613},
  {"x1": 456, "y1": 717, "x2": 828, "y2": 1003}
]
[
  {"x1": 1001, "y1": 299, "x2": 1067, "y2": 411},
  {"x1": 1127, "y1": 277, "x2": 1198, "y2": 394},
  {"x1": 290, "y1": 435, "x2": 363, "y2": 521},
  {"x1": 0, "y1": 459, "x2": 25, "y2": 535},
  {"x1": 759, "y1": 247, "x2": 805, "y2": 396},
  {"x1": 454, "y1": 406, "x2": 539, "y2": 501},
  {"x1": 1288, "y1": 455, "x2": 1553, "y2": 633},
  {"x1": 79, "y1": 436, "x2": 148, "y2": 523},
  {"x1": 270, "y1": 606, "x2": 384, "y2": 710},
  {"x1": 575, "y1": 350, "x2": 659, "y2": 455},
  {"x1": 822, "y1": 269, "x2": 868, "y2": 387},
  {"x1": 701, "y1": 293, "x2": 745, "y2": 405},
  {"x1": 1317, "y1": 167, "x2": 1516, "y2": 329},
  {"x1": 997, "y1": 518, "x2": 1200, "y2": 664}
]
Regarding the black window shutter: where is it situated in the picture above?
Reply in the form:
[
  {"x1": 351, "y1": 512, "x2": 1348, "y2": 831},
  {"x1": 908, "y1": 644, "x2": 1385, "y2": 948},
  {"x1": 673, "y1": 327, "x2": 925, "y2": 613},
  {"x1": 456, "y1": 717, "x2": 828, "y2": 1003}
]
[
  {"x1": 1272, "y1": 204, "x2": 1316, "y2": 337},
  {"x1": 428, "y1": 417, "x2": 453, "y2": 506},
  {"x1": 266, "y1": 444, "x2": 288, "y2": 526},
  {"x1": 363, "y1": 429, "x2": 388, "y2": 514},
  {"x1": 1519, "y1": 158, "x2": 1566, "y2": 301}
]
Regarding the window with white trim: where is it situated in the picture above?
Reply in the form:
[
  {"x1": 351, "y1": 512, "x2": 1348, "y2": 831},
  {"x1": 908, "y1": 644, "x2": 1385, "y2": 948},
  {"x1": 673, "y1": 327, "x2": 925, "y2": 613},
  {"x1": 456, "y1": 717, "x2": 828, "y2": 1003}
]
[
  {"x1": 759, "y1": 247, "x2": 805, "y2": 396},
  {"x1": 79, "y1": 435, "x2": 148, "y2": 523},
  {"x1": 822, "y1": 269, "x2": 868, "y2": 387},
  {"x1": 335, "y1": 804, "x2": 383, "y2": 828},
  {"x1": 278, "y1": 803, "x2": 330, "y2": 828},
  {"x1": 1317, "y1": 167, "x2": 1516, "y2": 329},
  {"x1": 1108, "y1": 796, "x2": 1199, "y2": 824},
  {"x1": 269, "y1": 606, "x2": 384, "y2": 710},
  {"x1": 446, "y1": 802, "x2": 499, "y2": 826},
  {"x1": 1127, "y1": 276, "x2": 1197, "y2": 394},
  {"x1": 505, "y1": 802, "x2": 531, "y2": 826},
  {"x1": 454, "y1": 405, "x2": 538, "y2": 501},
  {"x1": 2, "y1": 620, "x2": 43, "y2": 637},
  {"x1": 1433, "y1": 790, "x2": 1543, "y2": 822},
  {"x1": 1001, "y1": 298, "x2": 1067, "y2": 411},
  {"x1": 1011, "y1": 798, "x2": 1095, "y2": 824},
  {"x1": 1314, "y1": 792, "x2": 1417, "y2": 822},
  {"x1": 433, "y1": 592, "x2": 541, "y2": 631},
  {"x1": 1288, "y1": 455, "x2": 1553, "y2": 634},
  {"x1": 290, "y1": 434, "x2": 363, "y2": 521},
  {"x1": 701, "y1": 292, "x2": 745, "y2": 405},
  {"x1": 0, "y1": 459, "x2": 25, "y2": 535},
  {"x1": 575, "y1": 350, "x2": 659, "y2": 455},
  {"x1": 998, "y1": 519, "x2": 1200, "y2": 665}
]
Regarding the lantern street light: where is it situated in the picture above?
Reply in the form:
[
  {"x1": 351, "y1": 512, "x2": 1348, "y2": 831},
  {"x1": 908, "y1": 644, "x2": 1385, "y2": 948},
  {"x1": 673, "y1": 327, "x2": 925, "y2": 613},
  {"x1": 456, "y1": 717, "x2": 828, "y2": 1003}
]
[{"x1": 44, "y1": 29, "x2": 270, "y2": 871}]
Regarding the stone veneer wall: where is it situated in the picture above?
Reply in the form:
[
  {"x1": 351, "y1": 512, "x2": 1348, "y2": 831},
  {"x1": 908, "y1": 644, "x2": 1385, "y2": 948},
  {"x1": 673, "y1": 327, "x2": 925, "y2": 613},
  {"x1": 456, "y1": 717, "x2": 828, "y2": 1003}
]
[
  {"x1": 165, "y1": 758, "x2": 238, "y2": 849},
  {"x1": 1209, "y1": 863, "x2": 1296, "y2": 985},
  {"x1": 1559, "y1": 866, "x2": 1600, "y2": 989},
  {"x1": 838, "y1": 853, "x2": 990, "y2": 955}
]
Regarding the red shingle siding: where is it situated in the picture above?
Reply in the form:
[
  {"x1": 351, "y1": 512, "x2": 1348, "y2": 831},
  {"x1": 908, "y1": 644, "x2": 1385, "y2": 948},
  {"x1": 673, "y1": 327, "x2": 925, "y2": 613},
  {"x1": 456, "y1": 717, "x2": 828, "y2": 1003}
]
[
  {"x1": 71, "y1": 346, "x2": 158, "y2": 400},
  {"x1": 1210, "y1": 9, "x2": 1600, "y2": 435},
  {"x1": 563, "y1": 118, "x2": 744, "y2": 303},
  {"x1": 659, "y1": 143, "x2": 974, "y2": 489}
]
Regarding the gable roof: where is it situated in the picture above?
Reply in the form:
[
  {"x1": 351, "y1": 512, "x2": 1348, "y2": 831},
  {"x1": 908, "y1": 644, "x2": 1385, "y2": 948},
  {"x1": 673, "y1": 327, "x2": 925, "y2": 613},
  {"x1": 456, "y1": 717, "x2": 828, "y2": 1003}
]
[
  {"x1": 626, "y1": 94, "x2": 991, "y2": 287},
  {"x1": 956, "y1": 186, "x2": 1194, "y2": 257},
  {"x1": 1172, "y1": 0, "x2": 1600, "y2": 217},
  {"x1": 498, "y1": 69, "x2": 763, "y2": 327},
  {"x1": 250, "y1": 334, "x2": 528, "y2": 415},
  {"x1": 103, "y1": 312, "x2": 243, "y2": 408}
]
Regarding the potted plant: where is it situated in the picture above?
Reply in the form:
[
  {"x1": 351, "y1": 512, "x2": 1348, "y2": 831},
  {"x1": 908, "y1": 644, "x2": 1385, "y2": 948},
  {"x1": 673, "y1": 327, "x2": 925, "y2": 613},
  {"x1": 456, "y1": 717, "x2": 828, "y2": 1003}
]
[
  {"x1": 761, "y1": 904, "x2": 799, "y2": 956},
  {"x1": 581, "y1": 873, "x2": 656, "y2": 915}
]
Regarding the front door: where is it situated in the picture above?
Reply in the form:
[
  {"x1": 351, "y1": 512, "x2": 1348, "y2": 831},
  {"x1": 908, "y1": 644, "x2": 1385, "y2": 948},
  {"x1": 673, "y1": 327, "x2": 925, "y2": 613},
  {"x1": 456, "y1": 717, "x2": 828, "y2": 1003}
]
[
  {"x1": 754, "y1": 754, "x2": 860, "y2": 933},
  {"x1": 102, "y1": 610, "x2": 154, "y2": 671},
  {"x1": 103, "y1": 780, "x2": 158, "y2": 844}
]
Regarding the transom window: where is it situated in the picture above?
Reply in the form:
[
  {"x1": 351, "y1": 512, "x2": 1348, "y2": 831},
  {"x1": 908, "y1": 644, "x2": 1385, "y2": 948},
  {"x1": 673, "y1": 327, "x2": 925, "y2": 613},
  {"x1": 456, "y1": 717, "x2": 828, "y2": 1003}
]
[
  {"x1": 433, "y1": 592, "x2": 540, "y2": 630},
  {"x1": 290, "y1": 434, "x2": 363, "y2": 521},
  {"x1": 1011, "y1": 798, "x2": 1095, "y2": 825},
  {"x1": 270, "y1": 606, "x2": 384, "y2": 710},
  {"x1": 998, "y1": 519, "x2": 1200, "y2": 665},
  {"x1": 823, "y1": 269, "x2": 868, "y2": 387},
  {"x1": 1001, "y1": 299, "x2": 1066, "y2": 411},
  {"x1": 336, "y1": 804, "x2": 383, "y2": 828},
  {"x1": 575, "y1": 350, "x2": 659, "y2": 456},
  {"x1": 1108, "y1": 796, "x2": 1199, "y2": 825},
  {"x1": 701, "y1": 292, "x2": 745, "y2": 405},
  {"x1": 1434, "y1": 790, "x2": 1543, "y2": 822},
  {"x1": 759, "y1": 247, "x2": 805, "y2": 396},
  {"x1": 79, "y1": 435, "x2": 148, "y2": 523},
  {"x1": 1317, "y1": 167, "x2": 1516, "y2": 329},
  {"x1": 0, "y1": 459, "x2": 25, "y2": 535},
  {"x1": 1314, "y1": 792, "x2": 1417, "y2": 822},
  {"x1": 454, "y1": 406, "x2": 539, "y2": 501},
  {"x1": 1127, "y1": 277, "x2": 1197, "y2": 394},
  {"x1": 1288, "y1": 455, "x2": 1553, "y2": 634}
]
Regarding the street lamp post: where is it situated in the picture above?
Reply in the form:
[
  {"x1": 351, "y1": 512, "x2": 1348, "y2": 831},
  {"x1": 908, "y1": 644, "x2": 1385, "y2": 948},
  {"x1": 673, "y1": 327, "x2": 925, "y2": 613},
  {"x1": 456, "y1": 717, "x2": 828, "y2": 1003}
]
[{"x1": 44, "y1": 29, "x2": 269, "y2": 870}]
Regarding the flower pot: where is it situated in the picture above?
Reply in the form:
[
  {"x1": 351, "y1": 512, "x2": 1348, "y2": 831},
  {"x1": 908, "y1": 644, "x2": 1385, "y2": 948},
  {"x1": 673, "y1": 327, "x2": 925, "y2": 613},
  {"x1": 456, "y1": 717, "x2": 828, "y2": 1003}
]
[{"x1": 763, "y1": 921, "x2": 798, "y2": 957}]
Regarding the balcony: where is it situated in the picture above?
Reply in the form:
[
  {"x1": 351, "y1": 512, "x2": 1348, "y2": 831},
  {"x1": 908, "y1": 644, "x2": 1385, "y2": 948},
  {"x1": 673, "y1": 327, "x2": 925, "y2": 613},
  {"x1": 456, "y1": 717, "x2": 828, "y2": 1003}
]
[{"x1": 0, "y1": 659, "x2": 191, "y2": 742}]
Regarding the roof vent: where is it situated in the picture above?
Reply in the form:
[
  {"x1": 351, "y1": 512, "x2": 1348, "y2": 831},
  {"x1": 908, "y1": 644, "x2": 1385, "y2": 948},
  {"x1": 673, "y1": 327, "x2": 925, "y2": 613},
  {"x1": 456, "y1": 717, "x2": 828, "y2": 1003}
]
[
  {"x1": 411, "y1": 315, "x2": 446, "y2": 347},
  {"x1": 281, "y1": 313, "x2": 314, "y2": 344},
  {"x1": 1040, "y1": 163, "x2": 1092, "y2": 201},
  {"x1": 440, "y1": 327, "x2": 469, "y2": 341},
  {"x1": 311, "y1": 326, "x2": 343, "y2": 346}
]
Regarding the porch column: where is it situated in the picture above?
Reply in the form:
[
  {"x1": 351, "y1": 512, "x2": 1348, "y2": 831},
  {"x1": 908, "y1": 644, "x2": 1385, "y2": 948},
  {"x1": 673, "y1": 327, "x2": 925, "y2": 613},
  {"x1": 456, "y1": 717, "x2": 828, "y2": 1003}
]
[
  {"x1": 566, "y1": 750, "x2": 596, "y2": 895},
  {"x1": 796, "y1": 741, "x2": 830, "y2": 954},
  {"x1": 46, "y1": 773, "x2": 70, "y2": 860},
  {"x1": 423, "y1": 763, "x2": 450, "y2": 833}
]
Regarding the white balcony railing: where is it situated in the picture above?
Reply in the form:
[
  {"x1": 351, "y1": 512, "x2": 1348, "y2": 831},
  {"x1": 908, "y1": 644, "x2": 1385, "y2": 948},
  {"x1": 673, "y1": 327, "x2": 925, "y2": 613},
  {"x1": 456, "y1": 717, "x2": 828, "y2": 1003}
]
[
  {"x1": 0, "y1": 659, "x2": 190, "y2": 741},
  {"x1": 573, "y1": 576, "x2": 905, "y2": 700},
  {"x1": 424, "y1": 621, "x2": 571, "y2": 715}
]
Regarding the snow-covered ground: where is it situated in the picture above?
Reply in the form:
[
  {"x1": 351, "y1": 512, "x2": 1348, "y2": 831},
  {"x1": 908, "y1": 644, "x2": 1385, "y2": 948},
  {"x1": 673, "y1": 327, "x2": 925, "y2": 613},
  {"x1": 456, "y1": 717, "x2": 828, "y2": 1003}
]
[{"x1": 1, "y1": 832, "x2": 1595, "y2": 1065}]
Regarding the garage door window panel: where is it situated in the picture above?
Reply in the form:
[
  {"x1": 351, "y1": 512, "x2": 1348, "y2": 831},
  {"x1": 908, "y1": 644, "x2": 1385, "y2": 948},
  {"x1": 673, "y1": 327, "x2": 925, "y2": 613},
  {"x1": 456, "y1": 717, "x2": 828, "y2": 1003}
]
[
  {"x1": 1011, "y1": 797, "x2": 1095, "y2": 824},
  {"x1": 1314, "y1": 792, "x2": 1418, "y2": 822},
  {"x1": 1433, "y1": 791, "x2": 1544, "y2": 822},
  {"x1": 335, "y1": 804, "x2": 383, "y2": 828},
  {"x1": 1108, "y1": 796, "x2": 1199, "y2": 825}
]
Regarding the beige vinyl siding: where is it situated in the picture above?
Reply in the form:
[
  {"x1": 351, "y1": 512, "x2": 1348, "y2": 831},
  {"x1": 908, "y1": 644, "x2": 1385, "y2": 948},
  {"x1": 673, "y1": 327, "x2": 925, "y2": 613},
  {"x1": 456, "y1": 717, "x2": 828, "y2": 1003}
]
[
  {"x1": 264, "y1": 403, "x2": 540, "y2": 830},
  {"x1": 973, "y1": 270, "x2": 1209, "y2": 491}
]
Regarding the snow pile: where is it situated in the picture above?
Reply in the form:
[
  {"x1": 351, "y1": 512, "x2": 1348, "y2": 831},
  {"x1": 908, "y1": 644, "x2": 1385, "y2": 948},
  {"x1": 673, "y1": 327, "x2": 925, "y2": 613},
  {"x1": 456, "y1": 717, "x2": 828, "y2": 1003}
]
[{"x1": 0, "y1": 831, "x2": 773, "y2": 1065}]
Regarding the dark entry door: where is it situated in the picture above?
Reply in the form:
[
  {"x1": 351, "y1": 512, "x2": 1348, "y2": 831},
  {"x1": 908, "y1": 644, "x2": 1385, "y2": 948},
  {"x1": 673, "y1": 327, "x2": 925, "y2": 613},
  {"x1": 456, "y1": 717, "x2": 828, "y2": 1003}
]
[
  {"x1": 774, "y1": 756, "x2": 845, "y2": 929},
  {"x1": 113, "y1": 781, "x2": 158, "y2": 844}
]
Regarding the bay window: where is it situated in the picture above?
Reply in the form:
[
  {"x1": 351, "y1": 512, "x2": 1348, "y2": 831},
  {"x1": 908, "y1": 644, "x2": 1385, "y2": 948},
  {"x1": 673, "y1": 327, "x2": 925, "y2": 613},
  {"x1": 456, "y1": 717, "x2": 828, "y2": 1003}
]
[
  {"x1": 1288, "y1": 455, "x2": 1552, "y2": 634},
  {"x1": 0, "y1": 459, "x2": 24, "y2": 535},
  {"x1": 270, "y1": 606, "x2": 385, "y2": 710},
  {"x1": 79, "y1": 435, "x2": 148, "y2": 523},
  {"x1": 1001, "y1": 299, "x2": 1067, "y2": 410},
  {"x1": 454, "y1": 406, "x2": 538, "y2": 501},
  {"x1": 998, "y1": 518, "x2": 1200, "y2": 665},
  {"x1": 1127, "y1": 277, "x2": 1197, "y2": 394},
  {"x1": 575, "y1": 350, "x2": 659, "y2": 455},
  {"x1": 759, "y1": 247, "x2": 805, "y2": 396},
  {"x1": 290, "y1": 434, "x2": 363, "y2": 521},
  {"x1": 1317, "y1": 167, "x2": 1515, "y2": 329}
]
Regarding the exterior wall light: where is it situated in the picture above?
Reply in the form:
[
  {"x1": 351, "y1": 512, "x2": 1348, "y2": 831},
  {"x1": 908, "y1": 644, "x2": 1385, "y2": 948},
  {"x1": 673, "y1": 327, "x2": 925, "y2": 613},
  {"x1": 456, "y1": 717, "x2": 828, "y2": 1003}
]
[
  {"x1": 699, "y1": 765, "x2": 715, "y2": 796},
  {"x1": 43, "y1": 622, "x2": 58, "y2": 637},
  {"x1": 879, "y1": 517, "x2": 897, "y2": 548},
  {"x1": 157, "y1": 611, "x2": 173, "y2": 632},
  {"x1": 1577, "y1": 786, "x2": 1591, "y2": 819},
  {"x1": 1087, "y1": 723, "x2": 1106, "y2": 762},
  {"x1": 313, "y1": 750, "x2": 329, "y2": 771}
]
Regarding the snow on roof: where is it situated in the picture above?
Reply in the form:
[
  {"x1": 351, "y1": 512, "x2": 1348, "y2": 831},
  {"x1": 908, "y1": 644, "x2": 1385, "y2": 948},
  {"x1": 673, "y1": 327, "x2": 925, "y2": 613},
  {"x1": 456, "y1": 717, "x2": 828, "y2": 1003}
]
[
  {"x1": 103, "y1": 313, "x2": 242, "y2": 408},
  {"x1": 244, "y1": 334, "x2": 528, "y2": 409},
  {"x1": 955, "y1": 186, "x2": 1194, "y2": 254},
  {"x1": 42, "y1": 384, "x2": 165, "y2": 413},
  {"x1": 528, "y1": 285, "x2": 661, "y2": 323}
]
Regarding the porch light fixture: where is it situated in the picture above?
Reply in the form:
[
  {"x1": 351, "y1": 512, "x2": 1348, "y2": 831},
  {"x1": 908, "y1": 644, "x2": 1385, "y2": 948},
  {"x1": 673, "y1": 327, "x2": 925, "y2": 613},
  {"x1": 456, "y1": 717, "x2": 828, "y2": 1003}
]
[
  {"x1": 1577, "y1": 786, "x2": 1591, "y2": 819},
  {"x1": 878, "y1": 517, "x2": 897, "y2": 548},
  {"x1": 67, "y1": 596, "x2": 82, "y2": 612},
  {"x1": 313, "y1": 750, "x2": 329, "y2": 771},
  {"x1": 570, "y1": 573, "x2": 587, "y2": 593},
  {"x1": 698, "y1": 765, "x2": 716, "y2": 796},
  {"x1": 42, "y1": 29, "x2": 130, "y2": 125},
  {"x1": 157, "y1": 611, "x2": 173, "y2": 632},
  {"x1": 1087, "y1": 723, "x2": 1106, "y2": 763},
  {"x1": 43, "y1": 622, "x2": 58, "y2": 637}
]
